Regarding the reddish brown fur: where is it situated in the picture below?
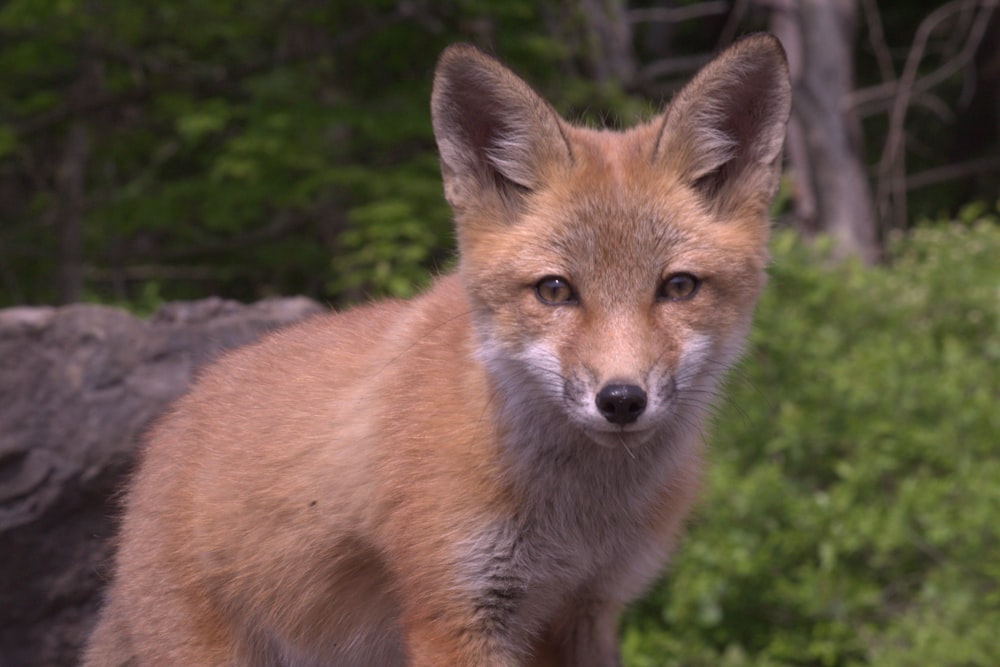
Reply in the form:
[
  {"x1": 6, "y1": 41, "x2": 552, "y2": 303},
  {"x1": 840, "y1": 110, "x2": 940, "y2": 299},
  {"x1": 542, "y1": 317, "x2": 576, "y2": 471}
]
[{"x1": 85, "y1": 36, "x2": 790, "y2": 666}]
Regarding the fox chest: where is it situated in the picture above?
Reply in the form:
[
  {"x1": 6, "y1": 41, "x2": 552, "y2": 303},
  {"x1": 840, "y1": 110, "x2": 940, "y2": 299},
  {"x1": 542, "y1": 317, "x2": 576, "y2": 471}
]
[{"x1": 455, "y1": 461, "x2": 672, "y2": 633}]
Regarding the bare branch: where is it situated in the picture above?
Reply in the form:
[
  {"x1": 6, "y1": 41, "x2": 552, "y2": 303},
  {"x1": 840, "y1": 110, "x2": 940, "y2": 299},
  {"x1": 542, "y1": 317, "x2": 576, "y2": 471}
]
[
  {"x1": 906, "y1": 156, "x2": 1000, "y2": 191},
  {"x1": 716, "y1": 0, "x2": 750, "y2": 49},
  {"x1": 848, "y1": 1, "x2": 996, "y2": 116},
  {"x1": 875, "y1": 0, "x2": 998, "y2": 230},
  {"x1": 627, "y1": 2, "x2": 729, "y2": 24},
  {"x1": 859, "y1": 0, "x2": 896, "y2": 83},
  {"x1": 639, "y1": 53, "x2": 713, "y2": 82},
  {"x1": 912, "y1": 93, "x2": 954, "y2": 123}
]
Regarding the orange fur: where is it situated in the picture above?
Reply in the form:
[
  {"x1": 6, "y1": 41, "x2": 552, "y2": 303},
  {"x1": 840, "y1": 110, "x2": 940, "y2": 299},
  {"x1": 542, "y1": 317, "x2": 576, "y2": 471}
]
[{"x1": 85, "y1": 35, "x2": 790, "y2": 666}]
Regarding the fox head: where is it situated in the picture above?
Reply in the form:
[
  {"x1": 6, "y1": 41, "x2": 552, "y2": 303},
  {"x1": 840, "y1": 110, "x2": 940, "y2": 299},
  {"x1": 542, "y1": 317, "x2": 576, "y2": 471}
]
[{"x1": 431, "y1": 36, "x2": 791, "y2": 449}]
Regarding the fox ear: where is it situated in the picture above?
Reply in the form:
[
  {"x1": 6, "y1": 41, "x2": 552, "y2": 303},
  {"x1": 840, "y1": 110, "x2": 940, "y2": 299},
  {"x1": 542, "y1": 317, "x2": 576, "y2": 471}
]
[
  {"x1": 431, "y1": 44, "x2": 572, "y2": 211},
  {"x1": 653, "y1": 34, "x2": 791, "y2": 215}
]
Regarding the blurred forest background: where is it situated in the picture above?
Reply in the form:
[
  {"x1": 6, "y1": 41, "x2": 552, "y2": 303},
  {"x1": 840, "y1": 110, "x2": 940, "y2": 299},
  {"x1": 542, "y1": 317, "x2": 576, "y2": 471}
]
[
  {"x1": 1, "y1": 1, "x2": 998, "y2": 666},
  {"x1": 1, "y1": 0, "x2": 998, "y2": 306}
]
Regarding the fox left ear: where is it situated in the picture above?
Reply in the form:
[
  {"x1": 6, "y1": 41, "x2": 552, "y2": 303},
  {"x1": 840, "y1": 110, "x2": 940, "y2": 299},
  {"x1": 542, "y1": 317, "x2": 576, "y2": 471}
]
[
  {"x1": 431, "y1": 44, "x2": 573, "y2": 214},
  {"x1": 653, "y1": 34, "x2": 791, "y2": 216}
]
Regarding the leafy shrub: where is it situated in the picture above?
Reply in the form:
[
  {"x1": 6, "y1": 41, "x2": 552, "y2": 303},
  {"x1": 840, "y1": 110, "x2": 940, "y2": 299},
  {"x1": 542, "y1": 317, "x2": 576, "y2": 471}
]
[{"x1": 622, "y1": 212, "x2": 1000, "y2": 666}]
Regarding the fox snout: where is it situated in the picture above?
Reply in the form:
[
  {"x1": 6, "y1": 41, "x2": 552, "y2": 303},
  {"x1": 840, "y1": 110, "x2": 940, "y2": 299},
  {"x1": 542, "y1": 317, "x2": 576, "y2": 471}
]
[{"x1": 595, "y1": 383, "x2": 648, "y2": 425}]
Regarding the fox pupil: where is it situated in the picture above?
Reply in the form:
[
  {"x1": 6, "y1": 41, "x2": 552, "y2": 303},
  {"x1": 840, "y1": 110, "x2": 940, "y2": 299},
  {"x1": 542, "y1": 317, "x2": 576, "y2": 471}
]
[
  {"x1": 661, "y1": 273, "x2": 699, "y2": 301},
  {"x1": 535, "y1": 276, "x2": 575, "y2": 304}
]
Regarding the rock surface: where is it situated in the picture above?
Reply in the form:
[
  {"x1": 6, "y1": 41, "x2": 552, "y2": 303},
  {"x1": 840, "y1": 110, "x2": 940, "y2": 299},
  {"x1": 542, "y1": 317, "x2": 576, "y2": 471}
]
[{"x1": 0, "y1": 297, "x2": 324, "y2": 667}]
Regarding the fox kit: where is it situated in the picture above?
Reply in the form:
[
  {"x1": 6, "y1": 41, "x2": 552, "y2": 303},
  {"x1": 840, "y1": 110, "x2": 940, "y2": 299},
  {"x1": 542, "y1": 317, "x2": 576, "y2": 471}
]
[{"x1": 85, "y1": 35, "x2": 790, "y2": 666}]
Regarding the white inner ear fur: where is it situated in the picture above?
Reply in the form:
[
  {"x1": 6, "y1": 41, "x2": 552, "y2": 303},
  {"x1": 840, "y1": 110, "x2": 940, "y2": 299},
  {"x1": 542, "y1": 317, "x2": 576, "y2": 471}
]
[
  {"x1": 686, "y1": 104, "x2": 740, "y2": 181},
  {"x1": 485, "y1": 126, "x2": 538, "y2": 190}
]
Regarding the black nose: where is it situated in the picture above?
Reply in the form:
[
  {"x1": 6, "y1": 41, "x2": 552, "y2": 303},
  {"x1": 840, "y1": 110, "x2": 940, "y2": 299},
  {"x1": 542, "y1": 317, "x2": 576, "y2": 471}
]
[{"x1": 595, "y1": 384, "x2": 647, "y2": 425}]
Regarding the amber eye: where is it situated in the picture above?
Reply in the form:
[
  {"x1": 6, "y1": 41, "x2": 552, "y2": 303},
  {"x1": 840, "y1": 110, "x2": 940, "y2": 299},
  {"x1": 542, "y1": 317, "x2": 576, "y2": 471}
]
[
  {"x1": 659, "y1": 273, "x2": 700, "y2": 301},
  {"x1": 535, "y1": 276, "x2": 577, "y2": 304}
]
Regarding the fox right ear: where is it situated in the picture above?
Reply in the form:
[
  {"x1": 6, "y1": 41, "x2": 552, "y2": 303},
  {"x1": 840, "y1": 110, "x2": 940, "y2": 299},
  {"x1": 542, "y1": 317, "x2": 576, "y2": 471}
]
[
  {"x1": 652, "y1": 34, "x2": 791, "y2": 217},
  {"x1": 431, "y1": 45, "x2": 573, "y2": 212}
]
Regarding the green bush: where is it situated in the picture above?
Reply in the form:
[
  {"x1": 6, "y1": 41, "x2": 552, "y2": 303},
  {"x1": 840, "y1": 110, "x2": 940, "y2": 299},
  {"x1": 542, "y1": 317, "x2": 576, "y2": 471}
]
[{"x1": 622, "y1": 212, "x2": 1000, "y2": 666}]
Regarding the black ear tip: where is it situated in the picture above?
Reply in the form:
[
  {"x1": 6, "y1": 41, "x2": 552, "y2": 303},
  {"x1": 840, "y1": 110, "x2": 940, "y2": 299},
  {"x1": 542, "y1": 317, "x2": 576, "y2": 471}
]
[
  {"x1": 437, "y1": 43, "x2": 500, "y2": 73},
  {"x1": 732, "y1": 32, "x2": 788, "y2": 68},
  {"x1": 733, "y1": 32, "x2": 783, "y2": 50},
  {"x1": 439, "y1": 43, "x2": 476, "y2": 60},
  {"x1": 433, "y1": 44, "x2": 506, "y2": 101}
]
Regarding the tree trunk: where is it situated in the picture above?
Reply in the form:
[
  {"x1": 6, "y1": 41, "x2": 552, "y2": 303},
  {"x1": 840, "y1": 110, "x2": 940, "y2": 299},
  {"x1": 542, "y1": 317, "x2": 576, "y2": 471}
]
[{"x1": 772, "y1": 0, "x2": 880, "y2": 263}]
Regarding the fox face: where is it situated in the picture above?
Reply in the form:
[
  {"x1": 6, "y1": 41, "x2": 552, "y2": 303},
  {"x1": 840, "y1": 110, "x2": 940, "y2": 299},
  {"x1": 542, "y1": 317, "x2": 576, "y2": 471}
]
[{"x1": 432, "y1": 38, "x2": 790, "y2": 450}]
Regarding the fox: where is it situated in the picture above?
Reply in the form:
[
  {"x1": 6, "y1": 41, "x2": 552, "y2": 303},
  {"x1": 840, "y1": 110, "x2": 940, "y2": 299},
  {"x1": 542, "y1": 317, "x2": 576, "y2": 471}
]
[{"x1": 84, "y1": 34, "x2": 790, "y2": 666}]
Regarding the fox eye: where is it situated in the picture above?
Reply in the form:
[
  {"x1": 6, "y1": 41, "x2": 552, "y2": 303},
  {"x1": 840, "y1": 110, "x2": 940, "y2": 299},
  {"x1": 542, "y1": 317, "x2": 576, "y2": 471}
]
[
  {"x1": 659, "y1": 273, "x2": 700, "y2": 301},
  {"x1": 535, "y1": 276, "x2": 577, "y2": 305}
]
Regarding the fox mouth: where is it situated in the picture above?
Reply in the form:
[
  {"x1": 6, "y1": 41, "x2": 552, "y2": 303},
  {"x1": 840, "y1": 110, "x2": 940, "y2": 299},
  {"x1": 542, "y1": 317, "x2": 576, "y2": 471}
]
[{"x1": 583, "y1": 426, "x2": 659, "y2": 451}]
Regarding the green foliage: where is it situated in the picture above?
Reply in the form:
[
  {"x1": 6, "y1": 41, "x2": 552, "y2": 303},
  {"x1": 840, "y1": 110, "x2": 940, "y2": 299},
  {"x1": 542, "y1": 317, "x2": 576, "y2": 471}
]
[
  {"x1": 326, "y1": 156, "x2": 452, "y2": 300},
  {"x1": 0, "y1": 0, "x2": 601, "y2": 307},
  {"x1": 622, "y1": 213, "x2": 1000, "y2": 666}
]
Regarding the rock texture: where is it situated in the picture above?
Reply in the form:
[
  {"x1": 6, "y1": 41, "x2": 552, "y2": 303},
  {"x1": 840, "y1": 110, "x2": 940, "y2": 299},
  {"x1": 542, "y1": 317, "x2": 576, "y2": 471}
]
[{"x1": 0, "y1": 297, "x2": 324, "y2": 667}]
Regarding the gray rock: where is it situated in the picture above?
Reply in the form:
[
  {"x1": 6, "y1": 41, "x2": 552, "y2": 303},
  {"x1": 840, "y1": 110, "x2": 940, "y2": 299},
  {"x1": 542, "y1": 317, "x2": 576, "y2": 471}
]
[{"x1": 0, "y1": 297, "x2": 324, "y2": 667}]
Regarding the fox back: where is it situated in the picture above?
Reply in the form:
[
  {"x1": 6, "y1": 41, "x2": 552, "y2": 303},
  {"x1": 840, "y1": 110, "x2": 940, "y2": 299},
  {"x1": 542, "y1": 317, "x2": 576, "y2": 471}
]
[{"x1": 85, "y1": 36, "x2": 790, "y2": 667}]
